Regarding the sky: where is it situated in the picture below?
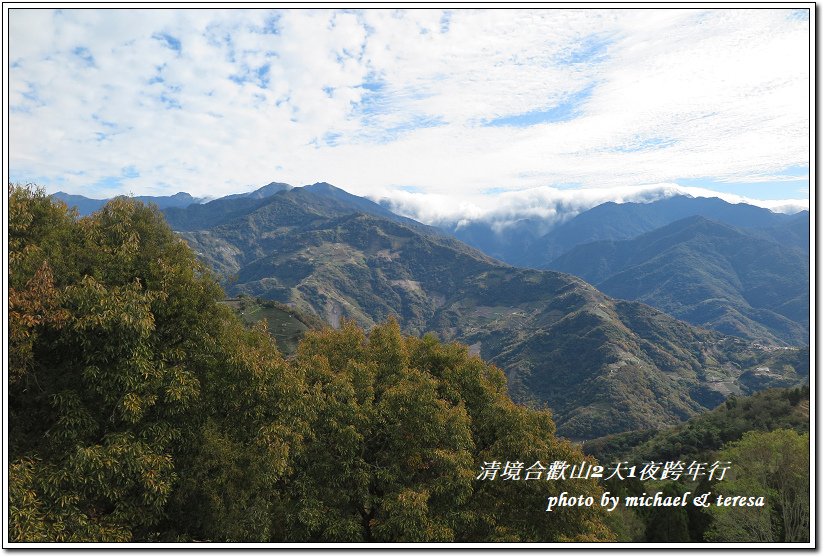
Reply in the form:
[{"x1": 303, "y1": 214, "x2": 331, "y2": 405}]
[{"x1": 7, "y1": 7, "x2": 812, "y2": 224}]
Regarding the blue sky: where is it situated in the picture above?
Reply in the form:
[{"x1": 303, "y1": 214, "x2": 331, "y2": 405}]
[{"x1": 7, "y1": 8, "x2": 811, "y2": 220}]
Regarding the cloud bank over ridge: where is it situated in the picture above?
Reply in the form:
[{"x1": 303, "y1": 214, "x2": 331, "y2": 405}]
[{"x1": 372, "y1": 183, "x2": 809, "y2": 233}]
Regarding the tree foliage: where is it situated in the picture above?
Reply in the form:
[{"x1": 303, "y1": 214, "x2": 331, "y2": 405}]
[
  {"x1": 8, "y1": 185, "x2": 613, "y2": 543},
  {"x1": 705, "y1": 429, "x2": 809, "y2": 542},
  {"x1": 285, "y1": 321, "x2": 613, "y2": 542},
  {"x1": 8, "y1": 186, "x2": 305, "y2": 542}
]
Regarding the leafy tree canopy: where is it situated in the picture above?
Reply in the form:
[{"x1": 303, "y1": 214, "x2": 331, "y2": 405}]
[
  {"x1": 705, "y1": 429, "x2": 809, "y2": 543},
  {"x1": 9, "y1": 185, "x2": 612, "y2": 543},
  {"x1": 9, "y1": 186, "x2": 306, "y2": 542}
]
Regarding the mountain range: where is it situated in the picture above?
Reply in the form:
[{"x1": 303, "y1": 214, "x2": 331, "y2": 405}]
[
  {"x1": 442, "y1": 195, "x2": 808, "y2": 268},
  {"x1": 51, "y1": 182, "x2": 810, "y2": 439},
  {"x1": 54, "y1": 186, "x2": 808, "y2": 346},
  {"x1": 549, "y1": 216, "x2": 809, "y2": 345},
  {"x1": 52, "y1": 190, "x2": 203, "y2": 215},
  {"x1": 171, "y1": 184, "x2": 808, "y2": 439},
  {"x1": 439, "y1": 195, "x2": 809, "y2": 345},
  {"x1": 528, "y1": 195, "x2": 808, "y2": 265}
]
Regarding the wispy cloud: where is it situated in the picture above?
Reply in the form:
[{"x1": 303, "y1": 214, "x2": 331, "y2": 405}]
[{"x1": 8, "y1": 8, "x2": 810, "y2": 204}]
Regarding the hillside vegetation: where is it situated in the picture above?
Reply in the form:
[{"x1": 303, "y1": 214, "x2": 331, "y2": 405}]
[
  {"x1": 582, "y1": 386, "x2": 810, "y2": 542},
  {"x1": 222, "y1": 297, "x2": 325, "y2": 355},
  {"x1": 584, "y1": 386, "x2": 810, "y2": 464}
]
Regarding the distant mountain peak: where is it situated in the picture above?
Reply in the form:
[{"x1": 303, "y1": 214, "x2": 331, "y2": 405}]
[
  {"x1": 250, "y1": 182, "x2": 292, "y2": 196},
  {"x1": 220, "y1": 181, "x2": 293, "y2": 201},
  {"x1": 305, "y1": 181, "x2": 339, "y2": 192},
  {"x1": 666, "y1": 214, "x2": 729, "y2": 228}
]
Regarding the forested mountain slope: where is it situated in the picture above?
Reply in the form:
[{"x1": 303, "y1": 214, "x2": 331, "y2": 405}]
[{"x1": 549, "y1": 216, "x2": 809, "y2": 345}]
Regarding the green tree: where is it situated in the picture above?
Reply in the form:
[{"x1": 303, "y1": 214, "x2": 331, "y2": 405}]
[
  {"x1": 159, "y1": 313, "x2": 308, "y2": 542},
  {"x1": 282, "y1": 321, "x2": 614, "y2": 542},
  {"x1": 705, "y1": 429, "x2": 809, "y2": 542},
  {"x1": 644, "y1": 482, "x2": 690, "y2": 542},
  {"x1": 8, "y1": 186, "x2": 306, "y2": 542}
]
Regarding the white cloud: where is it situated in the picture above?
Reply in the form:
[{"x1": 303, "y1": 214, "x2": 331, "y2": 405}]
[
  {"x1": 372, "y1": 183, "x2": 809, "y2": 231},
  {"x1": 7, "y1": 8, "x2": 811, "y2": 206}
]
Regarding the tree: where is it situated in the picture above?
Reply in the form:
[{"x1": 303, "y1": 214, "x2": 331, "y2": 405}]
[
  {"x1": 10, "y1": 188, "x2": 183, "y2": 541},
  {"x1": 282, "y1": 321, "x2": 614, "y2": 542},
  {"x1": 644, "y1": 482, "x2": 690, "y2": 542},
  {"x1": 705, "y1": 429, "x2": 809, "y2": 542},
  {"x1": 8, "y1": 186, "x2": 306, "y2": 542}
]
